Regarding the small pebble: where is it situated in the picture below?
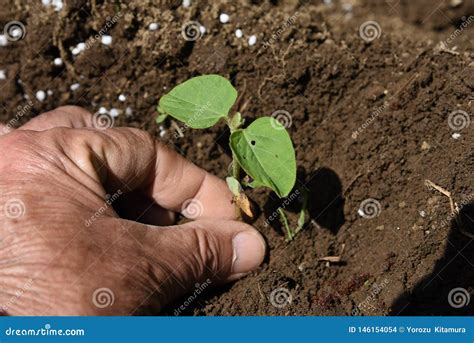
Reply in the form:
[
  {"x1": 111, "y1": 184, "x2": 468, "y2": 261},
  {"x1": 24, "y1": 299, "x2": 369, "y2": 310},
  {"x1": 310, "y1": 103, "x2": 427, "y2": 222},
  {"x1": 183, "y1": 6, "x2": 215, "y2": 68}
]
[
  {"x1": 0, "y1": 70, "x2": 6, "y2": 80},
  {"x1": 118, "y1": 94, "x2": 126, "y2": 102},
  {"x1": 47, "y1": 89, "x2": 53, "y2": 96},
  {"x1": 235, "y1": 29, "x2": 243, "y2": 38},
  {"x1": 53, "y1": 57, "x2": 63, "y2": 66},
  {"x1": 101, "y1": 35, "x2": 112, "y2": 46},
  {"x1": 419, "y1": 210, "x2": 427, "y2": 218},
  {"x1": 159, "y1": 130, "x2": 167, "y2": 138},
  {"x1": 109, "y1": 108, "x2": 120, "y2": 117},
  {"x1": 0, "y1": 35, "x2": 8, "y2": 47},
  {"x1": 99, "y1": 107, "x2": 107, "y2": 114},
  {"x1": 421, "y1": 141, "x2": 430, "y2": 150},
  {"x1": 10, "y1": 28, "x2": 23, "y2": 40},
  {"x1": 125, "y1": 107, "x2": 133, "y2": 116},
  {"x1": 148, "y1": 23, "x2": 159, "y2": 31},
  {"x1": 72, "y1": 42, "x2": 86, "y2": 55},
  {"x1": 452, "y1": 132, "x2": 461, "y2": 139},
  {"x1": 219, "y1": 13, "x2": 230, "y2": 24},
  {"x1": 248, "y1": 35, "x2": 257, "y2": 46},
  {"x1": 36, "y1": 90, "x2": 46, "y2": 102},
  {"x1": 342, "y1": 2, "x2": 353, "y2": 12},
  {"x1": 199, "y1": 26, "x2": 206, "y2": 35},
  {"x1": 70, "y1": 83, "x2": 80, "y2": 91},
  {"x1": 182, "y1": 0, "x2": 191, "y2": 7},
  {"x1": 398, "y1": 201, "x2": 406, "y2": 208},
  {"x1": 51, "y1": 0, "x2": 63, "y2": 11}
]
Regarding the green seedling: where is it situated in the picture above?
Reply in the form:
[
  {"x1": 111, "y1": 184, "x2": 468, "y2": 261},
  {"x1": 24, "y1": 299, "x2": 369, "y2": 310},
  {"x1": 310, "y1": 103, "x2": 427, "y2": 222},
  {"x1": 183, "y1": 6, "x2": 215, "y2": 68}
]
[
  {"x1": 278, "y1": 188, "x2": 308, "y2": 241},
  {"x1": 157, "y1": 74, "x2": 303, "y2": 240}
]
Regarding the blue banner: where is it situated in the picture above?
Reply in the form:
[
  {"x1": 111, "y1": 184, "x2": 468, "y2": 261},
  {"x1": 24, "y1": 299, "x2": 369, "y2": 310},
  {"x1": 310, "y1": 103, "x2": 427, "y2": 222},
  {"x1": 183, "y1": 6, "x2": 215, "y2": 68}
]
[{"x1": 0, "y1": 317, "x2": 472, "y2": 343}]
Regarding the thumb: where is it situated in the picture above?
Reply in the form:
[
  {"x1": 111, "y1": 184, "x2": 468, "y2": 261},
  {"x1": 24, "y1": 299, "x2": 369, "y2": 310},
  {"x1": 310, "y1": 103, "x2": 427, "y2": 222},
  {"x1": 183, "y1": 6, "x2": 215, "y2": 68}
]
[{"x1": 144, "y1": 219, "x2": 266, "y2": 304}]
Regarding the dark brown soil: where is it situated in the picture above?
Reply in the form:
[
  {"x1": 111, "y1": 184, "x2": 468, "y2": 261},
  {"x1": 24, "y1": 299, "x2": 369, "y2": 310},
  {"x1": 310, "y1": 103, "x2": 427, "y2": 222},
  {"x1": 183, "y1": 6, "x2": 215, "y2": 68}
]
[{"x1": 1, "y1": 0, "x2": 473, "y2": 316}]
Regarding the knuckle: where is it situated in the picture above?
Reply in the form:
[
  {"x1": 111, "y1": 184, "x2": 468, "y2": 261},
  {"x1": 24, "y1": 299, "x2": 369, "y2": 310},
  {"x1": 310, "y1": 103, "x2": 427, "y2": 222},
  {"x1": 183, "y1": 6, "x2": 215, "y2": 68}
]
[
  {"x1": 0, "y1": 130, "x2": 36, "y2": 159},
  {"x1": 0, "y1": 128, "x2": 71, "y2": 174},
  {"x1": 126, "y1": 128, "x2": 155, "y2": 146},
  {"x1": 0, "y1": 129, "x2": 34, "y2": 146}
]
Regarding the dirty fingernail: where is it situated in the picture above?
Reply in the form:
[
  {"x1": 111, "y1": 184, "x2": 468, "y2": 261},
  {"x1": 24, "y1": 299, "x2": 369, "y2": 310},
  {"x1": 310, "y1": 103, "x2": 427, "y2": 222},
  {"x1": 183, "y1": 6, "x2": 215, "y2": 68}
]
[{"x1": 232, "y1": 230, "x2": 266, "y2": 275}]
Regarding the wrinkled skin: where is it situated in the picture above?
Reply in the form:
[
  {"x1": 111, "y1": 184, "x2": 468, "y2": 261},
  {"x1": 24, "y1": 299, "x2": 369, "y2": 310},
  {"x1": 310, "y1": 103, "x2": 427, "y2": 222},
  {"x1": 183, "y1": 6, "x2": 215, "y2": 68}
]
[{"x1": 0, "y1": 106, "x2": 265, "y2": 315}]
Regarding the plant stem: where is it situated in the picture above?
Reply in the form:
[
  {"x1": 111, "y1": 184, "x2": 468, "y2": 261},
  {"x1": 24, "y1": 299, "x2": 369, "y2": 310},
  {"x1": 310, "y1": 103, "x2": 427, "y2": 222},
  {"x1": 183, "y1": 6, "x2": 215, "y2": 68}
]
[
  {"x1": 278, "y1": 208, "x2": 294, "y2": 241},
  {"x1": 227, "y1": 113, "x2": 243, "y2": 180},
  {"x1": 231, "y1": 154, "x2": 240, "y2": 180}
]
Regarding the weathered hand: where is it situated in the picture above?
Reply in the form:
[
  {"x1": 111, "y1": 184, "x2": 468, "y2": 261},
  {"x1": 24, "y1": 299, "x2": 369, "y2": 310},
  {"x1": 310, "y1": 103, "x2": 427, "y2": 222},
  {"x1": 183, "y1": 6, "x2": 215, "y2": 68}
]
[{"x1": 0, "y1": 106, "x2": 265, "y2": 315}]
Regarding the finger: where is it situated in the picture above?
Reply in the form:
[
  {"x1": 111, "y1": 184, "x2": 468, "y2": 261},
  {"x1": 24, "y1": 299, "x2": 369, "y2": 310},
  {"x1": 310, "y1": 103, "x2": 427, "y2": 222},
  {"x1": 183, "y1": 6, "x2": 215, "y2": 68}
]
[
  {"x1": 125, "y1": 218, "x2": 266, "y2": 308},
  {"x1": 19, "y1": 105, "x2": 93, "y2": 131},
  {"x1": 50, "y1": 127, "x2": 235, "y2": 220}
]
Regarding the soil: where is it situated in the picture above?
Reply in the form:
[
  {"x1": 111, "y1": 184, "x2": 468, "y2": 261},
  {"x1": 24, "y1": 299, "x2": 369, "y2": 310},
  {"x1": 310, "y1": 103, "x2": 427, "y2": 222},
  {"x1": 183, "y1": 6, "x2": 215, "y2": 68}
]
[{"x1": 1, "y1": 0, "x2": 473, "y2": 316}]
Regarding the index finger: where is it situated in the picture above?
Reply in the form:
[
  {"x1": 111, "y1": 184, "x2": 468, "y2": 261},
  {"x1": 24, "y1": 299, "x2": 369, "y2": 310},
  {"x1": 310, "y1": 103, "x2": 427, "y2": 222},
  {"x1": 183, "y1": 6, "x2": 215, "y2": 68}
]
[{"x1": 42, "y1": 126, "x2": 236, "y2": 220}]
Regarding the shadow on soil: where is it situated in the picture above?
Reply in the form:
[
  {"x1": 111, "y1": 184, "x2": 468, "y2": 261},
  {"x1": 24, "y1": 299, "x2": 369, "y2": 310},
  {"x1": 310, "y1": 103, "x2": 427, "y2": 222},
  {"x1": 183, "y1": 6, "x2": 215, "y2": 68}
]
[
  {"x1": 263, "y1": 167, "x2": 345, "y2": 237},
  {"x1": 390, "y1": 202, "x2": 474, "y2": 315}
]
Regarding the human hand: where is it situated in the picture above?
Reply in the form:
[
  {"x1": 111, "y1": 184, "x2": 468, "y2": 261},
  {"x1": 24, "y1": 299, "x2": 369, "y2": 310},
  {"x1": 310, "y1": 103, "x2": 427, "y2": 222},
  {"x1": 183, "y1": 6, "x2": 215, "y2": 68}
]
[{"x1": 0, "y1": 106, "x2": 265, "y2": 315}]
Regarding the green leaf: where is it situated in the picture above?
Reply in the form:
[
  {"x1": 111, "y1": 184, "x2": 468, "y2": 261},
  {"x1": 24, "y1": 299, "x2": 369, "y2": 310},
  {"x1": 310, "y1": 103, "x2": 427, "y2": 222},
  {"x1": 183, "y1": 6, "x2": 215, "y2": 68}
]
[
  {"x1": 155, "y1": 113, "x2": 168, "y2": 124},
  {"x1": 226, "y1": 176, "x2": 241, "y2": 196},
  {"x1": 229, "y1": 117, "x2": 296, "y2": 197},
  {"x1": 157, "y1": 75, "x2": 237, "y2": 129},
  {"x1": 229, "y1": 112, "x2": 244, "y2": 131}
]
